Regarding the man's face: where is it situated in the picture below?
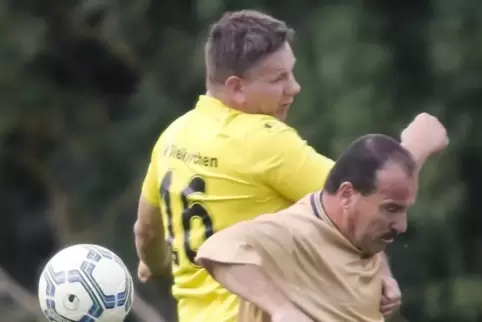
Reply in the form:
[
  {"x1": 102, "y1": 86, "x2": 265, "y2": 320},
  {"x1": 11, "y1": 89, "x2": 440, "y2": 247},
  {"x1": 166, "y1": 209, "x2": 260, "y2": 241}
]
[
  {"x1": 226, "y1": 42, "x2": 301, "y2": 122},
  {"x1": 341, "y1": 162, "x2": 418, "y2": 255}
]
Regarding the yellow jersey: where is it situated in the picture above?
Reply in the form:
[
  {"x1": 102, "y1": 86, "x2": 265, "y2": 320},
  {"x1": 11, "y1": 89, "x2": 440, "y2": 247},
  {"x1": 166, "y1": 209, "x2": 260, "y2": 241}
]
[{"x1": 141, "y1": 95, "x2": 334, "y2": 322}]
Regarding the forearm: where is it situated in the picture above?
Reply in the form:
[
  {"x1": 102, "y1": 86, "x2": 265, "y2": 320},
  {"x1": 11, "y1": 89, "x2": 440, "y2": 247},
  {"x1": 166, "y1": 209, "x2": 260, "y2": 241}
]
[
  {"x1": 202, "y1": 261, "x2": 295, "y2": 315},
  {"x1": 400, "y1": 141, "x2": 429, "y2": 170},
  {"x1": 134, "y1": 221, "x2": 170, "y2": 274}
]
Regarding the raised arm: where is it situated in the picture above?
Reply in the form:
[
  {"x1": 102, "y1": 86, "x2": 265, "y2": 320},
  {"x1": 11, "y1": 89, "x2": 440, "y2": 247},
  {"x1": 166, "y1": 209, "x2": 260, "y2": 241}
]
[{"x1": 257, "y1": 113, "x2": 448, "y2": 204}]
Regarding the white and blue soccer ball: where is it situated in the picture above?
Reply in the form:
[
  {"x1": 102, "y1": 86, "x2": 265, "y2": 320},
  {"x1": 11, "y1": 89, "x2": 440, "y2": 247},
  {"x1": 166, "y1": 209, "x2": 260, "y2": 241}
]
[{"x1": 38, "y1": 244, "x2": 134, "y2": 322}]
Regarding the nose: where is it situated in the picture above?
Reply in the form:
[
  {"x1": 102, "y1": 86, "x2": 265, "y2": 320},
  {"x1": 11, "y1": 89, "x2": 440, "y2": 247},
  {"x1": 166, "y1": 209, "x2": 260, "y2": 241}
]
[
  {"x1": 286, "y1": 74, "x2": 301, "y2": 96},
  {"x1": 392, "y1": 213, "x2": 408, "y2": 234}
]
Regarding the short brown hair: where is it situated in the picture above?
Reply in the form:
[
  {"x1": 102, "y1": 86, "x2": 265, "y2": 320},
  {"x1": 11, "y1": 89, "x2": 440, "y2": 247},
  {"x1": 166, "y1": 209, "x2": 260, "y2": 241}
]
[
  {"x1": 324, "y1": 134, "x2": 416, "y2": 196},
  {"x1": 205, "y1": 10, "x2": 294, "y2": 83}
]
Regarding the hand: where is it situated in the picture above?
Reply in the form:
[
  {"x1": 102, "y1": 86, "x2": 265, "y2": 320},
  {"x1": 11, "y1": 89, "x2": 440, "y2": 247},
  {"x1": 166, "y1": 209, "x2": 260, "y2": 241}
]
[
  {"x1": 137, "y1": 260, "x2": 152, "y2": 283},
  {"x1": 271, "y1": 308, "x2": 314, "y2": 322},
  {"x1": 380, "y1": 276, "x2": 401, "y2": 318},
  {"x1": 401, "y1": 113, "x2": 449, "y2": 159}
]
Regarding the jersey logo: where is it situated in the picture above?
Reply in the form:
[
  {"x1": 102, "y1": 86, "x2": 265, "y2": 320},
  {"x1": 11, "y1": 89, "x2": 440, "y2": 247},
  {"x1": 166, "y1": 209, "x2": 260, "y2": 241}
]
[{"x1": 263, "y1": 120, "x2": 282, "y2": 133}]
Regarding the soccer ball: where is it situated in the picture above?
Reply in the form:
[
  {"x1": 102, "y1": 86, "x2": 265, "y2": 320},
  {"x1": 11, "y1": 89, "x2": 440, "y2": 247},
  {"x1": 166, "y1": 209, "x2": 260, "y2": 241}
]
[{"x1": 38, "y1": 244, "x2": 134, "y2": 322}]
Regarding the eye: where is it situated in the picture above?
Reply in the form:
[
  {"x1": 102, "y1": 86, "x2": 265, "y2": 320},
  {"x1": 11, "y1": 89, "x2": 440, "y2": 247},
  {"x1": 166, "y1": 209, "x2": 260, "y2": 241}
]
[
  {"x1": 385, "y1": 204, "x2": 404, "y2": 213},
  {"x1": 272, "y1": 73, "x2": 288, "y2": 83}
]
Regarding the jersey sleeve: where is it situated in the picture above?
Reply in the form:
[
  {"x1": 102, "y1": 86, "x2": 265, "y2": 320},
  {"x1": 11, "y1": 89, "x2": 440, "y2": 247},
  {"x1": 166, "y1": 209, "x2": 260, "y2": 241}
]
[
  {"x1": 196, "y1": 216, "x2": 291, "y2": 267},
  {"x1": 196, "y1": 221, "x2": 263, "y2": 266},
  {"x1": 141, "y1": 142, "x2": 161, "y2": 207},
  {"x1": 253, "y1": 120, "x2": 335, "y2": 202}
]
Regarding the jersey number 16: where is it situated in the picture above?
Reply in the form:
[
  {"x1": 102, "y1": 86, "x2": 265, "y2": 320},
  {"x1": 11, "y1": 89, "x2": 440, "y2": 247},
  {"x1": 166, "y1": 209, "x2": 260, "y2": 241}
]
[{"x1": 160, "y1": 170, "x2": 214, "y2": 266}]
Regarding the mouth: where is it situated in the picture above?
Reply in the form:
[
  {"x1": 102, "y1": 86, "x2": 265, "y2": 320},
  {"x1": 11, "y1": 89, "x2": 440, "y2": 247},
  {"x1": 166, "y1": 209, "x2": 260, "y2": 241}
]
[
  {"x1": 381, "y1": 231, "x2": 397, "y2": 244},
  {"x1": 280, "y1": 99, "x2": 294, "y2": 108},
  {"x1": 381, "y1": 237, "x2": 394, "y2": 244}
]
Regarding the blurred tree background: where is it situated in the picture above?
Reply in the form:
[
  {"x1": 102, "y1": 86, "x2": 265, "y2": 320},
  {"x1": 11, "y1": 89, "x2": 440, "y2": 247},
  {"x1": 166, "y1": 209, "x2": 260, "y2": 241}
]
[{"x1": 1, "y1": 0, "x2": 482, "y2": 321}]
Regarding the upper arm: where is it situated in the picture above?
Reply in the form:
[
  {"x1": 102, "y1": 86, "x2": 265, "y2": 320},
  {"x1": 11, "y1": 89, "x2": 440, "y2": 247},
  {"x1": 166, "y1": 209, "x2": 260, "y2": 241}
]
[
  {"x1": 141, "y1": 162, "x2": 160, "y2": 208},
  {"x1": 136, "y1": 141, "x2": 163, "y2": 235},
  {"x1": 256, "y1": 122, "x2": 335, "y2": 202},
  {"x1": 141, "y1": 136, "x2": 164, "y2": 207},
  {"x1": 134, "y1": 193, "x2": 164, "y2": 238}
]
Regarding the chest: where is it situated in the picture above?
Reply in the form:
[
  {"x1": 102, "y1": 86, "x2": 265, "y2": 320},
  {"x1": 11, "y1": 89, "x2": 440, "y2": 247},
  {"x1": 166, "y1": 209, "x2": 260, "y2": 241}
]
[{"x1": 286, "y1": 230, "x2": 383, "y2": 316}]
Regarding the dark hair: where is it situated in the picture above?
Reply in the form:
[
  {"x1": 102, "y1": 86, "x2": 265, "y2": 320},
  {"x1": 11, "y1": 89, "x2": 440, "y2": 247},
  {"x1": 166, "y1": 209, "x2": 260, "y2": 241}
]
[
  {"x1": 204, "y1": 10, "x2": 294, "y2": 83},
  {"x1": 324, "y1": 134, "x2": 416, "y2": 196}
]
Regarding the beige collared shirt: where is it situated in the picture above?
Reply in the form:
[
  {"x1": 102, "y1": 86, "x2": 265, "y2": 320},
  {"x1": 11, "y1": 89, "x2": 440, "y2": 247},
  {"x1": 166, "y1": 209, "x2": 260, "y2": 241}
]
[{"x1": 197, "y1": 192, "x2": 384, "y2": 322}]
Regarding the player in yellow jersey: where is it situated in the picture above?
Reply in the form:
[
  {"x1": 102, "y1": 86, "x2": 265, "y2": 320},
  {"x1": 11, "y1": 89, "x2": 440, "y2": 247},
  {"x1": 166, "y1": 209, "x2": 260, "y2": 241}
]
[{"x1": 133, "y1": 9, "x2": 447, "y2": 322}]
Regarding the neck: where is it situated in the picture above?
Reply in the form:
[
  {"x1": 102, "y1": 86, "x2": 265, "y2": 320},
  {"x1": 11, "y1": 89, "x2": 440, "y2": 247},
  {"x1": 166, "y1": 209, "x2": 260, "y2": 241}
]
[
  {"x1": 205, "y1": 88, "x2": 251, "y2": 115},
  {"x1": 320, "y1": 192, "x2": 343, "y2": 229},
  {"x1": 205, "y1": 89, "x2": 224, "y2": 102},
  {"x1": 321, "y1": 192, "x2": 368, "y2": 255},
  {"x1": 321, "y1": 192, "x2": 356, "y2": 245},
  {"x1": 205, "y1": 88, "x2": 231, "y2": 108}
]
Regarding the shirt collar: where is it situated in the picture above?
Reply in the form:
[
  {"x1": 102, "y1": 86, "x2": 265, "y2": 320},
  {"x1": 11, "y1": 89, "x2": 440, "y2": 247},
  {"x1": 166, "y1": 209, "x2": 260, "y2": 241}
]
[{"x1": 195, "y1": 95, "x2": 240, "y2": 115}]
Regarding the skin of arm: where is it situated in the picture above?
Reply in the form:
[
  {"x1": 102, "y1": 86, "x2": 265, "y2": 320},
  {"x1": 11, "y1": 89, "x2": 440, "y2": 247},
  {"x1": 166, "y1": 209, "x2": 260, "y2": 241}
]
[
  {"x1": 133, "y1": 194, "x2": 171, "y2": 275},
  {"x1": 400, "y1": 141, "x2": 430, "y2": 172}
]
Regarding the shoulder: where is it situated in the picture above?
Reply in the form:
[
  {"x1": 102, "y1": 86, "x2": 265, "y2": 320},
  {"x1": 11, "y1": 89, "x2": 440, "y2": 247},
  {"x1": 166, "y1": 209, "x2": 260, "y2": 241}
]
[
  {"x1": 162, "y1": 111, "x2": 195, "y2": 137},
  {"x1": 254, "y1": 198, "x2": 314, "y2": 226},
  {"x1": 243, "y1": 115, "x2": 303, "y2": 152},
  {"x1": 152, "y1": 111, "x2": 195, "y2": 153},
  {"x1": 249, "y1": 115, "x2": 298, "y2": 136}
]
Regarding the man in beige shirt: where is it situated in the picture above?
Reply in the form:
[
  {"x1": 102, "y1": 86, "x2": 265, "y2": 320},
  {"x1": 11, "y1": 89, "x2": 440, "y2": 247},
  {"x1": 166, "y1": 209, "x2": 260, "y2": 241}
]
[{"x1": 196, "y1": 128, "x2": 447, "y2": 321}]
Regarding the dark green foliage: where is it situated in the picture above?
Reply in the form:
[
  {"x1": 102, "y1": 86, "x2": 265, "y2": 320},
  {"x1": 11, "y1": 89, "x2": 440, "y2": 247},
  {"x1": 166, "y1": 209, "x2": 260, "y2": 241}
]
[{"x1": 1, "y1": 0, "x2": 481, "y2": 321}]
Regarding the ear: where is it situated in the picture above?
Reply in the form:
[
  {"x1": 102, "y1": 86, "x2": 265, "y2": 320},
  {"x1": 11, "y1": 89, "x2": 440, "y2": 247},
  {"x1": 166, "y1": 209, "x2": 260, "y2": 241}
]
[
  {"x1": 225, "y1": 76, "x2": 245, "y2": 105},
  {"x1": 225, "y1": 75, "x2": 242, "y2": 92},
  {"x1": 338, "y1": 182, "x2": 355, "y2": 209}
]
